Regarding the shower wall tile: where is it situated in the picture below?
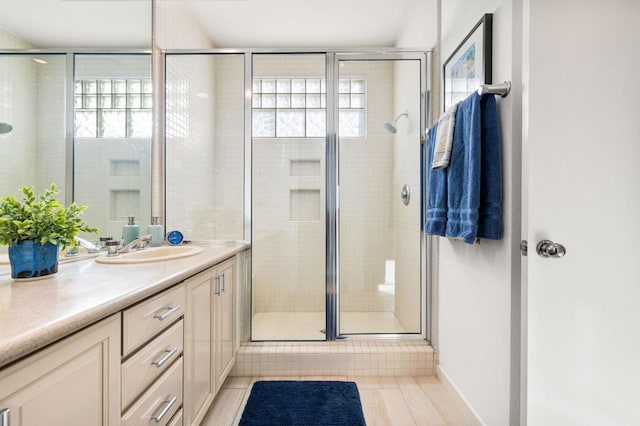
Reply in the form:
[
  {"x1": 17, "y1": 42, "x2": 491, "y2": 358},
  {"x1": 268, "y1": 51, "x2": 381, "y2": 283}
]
[
  {"x1": 339, "y1": 61, "x2": 395, "y2": 313},
  {"x1": 154, "y1": 0, "x2": 213, "y2": 49},
  {"x1": 165, "y1": 55, "x2": 217, "y2": 240},
  {"x1": 391, "y1": 60, "x2": 423, "y2": 332}
]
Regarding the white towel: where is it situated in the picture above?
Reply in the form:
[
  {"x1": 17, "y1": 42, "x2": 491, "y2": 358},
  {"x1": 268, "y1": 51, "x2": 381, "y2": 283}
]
[{"x1": 431, "y1": 102, "x2": 459, "y2": 169}]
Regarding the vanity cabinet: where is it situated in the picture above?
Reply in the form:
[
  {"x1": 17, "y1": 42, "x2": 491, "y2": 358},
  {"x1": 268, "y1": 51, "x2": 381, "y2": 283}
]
[
  {"x1": 0, "y1": 246, "x2": 246, "y2": 426},
  {"x1": 0, "y1": 314, "x2": 121, "y2": 426},
  {"x1": 121, "y1": 283, "x2": 185, "y2": 425},
  {"x1": 183, "y1": 256, "x2": 236, "y2": 426}
]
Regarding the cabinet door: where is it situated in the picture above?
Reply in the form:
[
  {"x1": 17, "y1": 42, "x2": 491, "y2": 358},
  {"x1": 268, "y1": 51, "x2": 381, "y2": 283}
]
[
  {"x1": 214, "y1": 258, "x2": 235, "y2": 393},
  {"x1": 183, "y1": 268, "x2": 215, "y2": 426},
  {"x1": 0, "y1": 315, "x2": 121, "y2": 426}
]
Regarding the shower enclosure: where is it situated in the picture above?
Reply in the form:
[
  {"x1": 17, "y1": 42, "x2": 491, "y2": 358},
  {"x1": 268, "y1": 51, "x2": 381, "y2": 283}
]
[{"x1": 165, "y1": 49, "x2": 429, "y2": 341}]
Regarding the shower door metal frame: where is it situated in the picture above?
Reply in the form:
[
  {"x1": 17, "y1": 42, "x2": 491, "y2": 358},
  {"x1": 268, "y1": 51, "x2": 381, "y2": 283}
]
[
  {"x1": 159, "y1": 48, "x2": 431, "y2": 342},
  {"x1": 328, "y1": 52, "x2": 430, "y2": 341}
]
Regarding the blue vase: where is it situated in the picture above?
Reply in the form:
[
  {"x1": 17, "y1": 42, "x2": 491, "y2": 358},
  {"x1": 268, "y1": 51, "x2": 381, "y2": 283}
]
[{"x1": 8, "y1": 241, "x2": 59, "y2": 279}]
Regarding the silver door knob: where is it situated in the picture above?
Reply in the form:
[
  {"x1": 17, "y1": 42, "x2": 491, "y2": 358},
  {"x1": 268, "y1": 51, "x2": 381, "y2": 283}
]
[
  {"x1": 401, "y1": 184, "x2": 410, "y2": 206},
  {"x1": 536, "y1": 240, "x2": 566, "y2": 258}
]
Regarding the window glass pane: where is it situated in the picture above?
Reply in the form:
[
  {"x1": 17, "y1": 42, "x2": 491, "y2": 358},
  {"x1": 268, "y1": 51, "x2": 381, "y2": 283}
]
[
  {"x1": 113, "y1": 95, "x2": 126, "y2": 109},
  {"x1": 127, "y1": 80, "x2": 141, "y2": 93},
  {"x1": 321, "y1": 94, "x2": 326, "y2": 108},
  {"x1": 83, "y1": 95, "x2": 97, "y2": 109},
  {"x1": 351, "y1": 79, "x2": 365, "y2": 94},
  {"x1": 306, "y1": 94, "x2": 321, "y2": 108},
  {"x1": 291, "y1": 79, "x2": 306, "y2": 93},
  {"x1": 74, "y1": 95, "x2": 83, "y2": 109},
  {"x1": 98, "y1": 79, "x2": 112, "y2": 93},
  {"x1": 339, "y1": 94, "x2": 350, "y2": 108},
  {"x1": 261, "y1": 79, "x2": 276, "y2": 93},
  {"x1": 99, "y1": 94, "x2": 112, "y2": 109},
  {"x1": 75, "y1": 80, "x2": 83, "y2": 93},
  {"x1": 276, "y1": 94, "x2": 291, "y2": 108},
  {"x1": 306, "y1": 109, "x2": 325, "y2": 137},
  {"x1": 351, "y1": 94, "x2": 364, "y2": 108},
  {"x1": 252, "y1": 95, "x2": 262, "y2": 108},
  {"x1": 83, "y1": 80, "x2": 97, "y2": 94},
  {"x1": 128, "y1": 110, "x2": 151, "y2": 137},
  {"x1": 128, "y1": 94, "x2": 141, "y2": 108},
  {"x1": 338, "y1": 79, "x2": 350, "y2": 93},
  {"x1": 276, "y1": 109, "x2": 305, "y2": 137},
  {"x1": 339, "y1": 109, "x2": 364, "y2": 137},
  {"x1": 291, "y1": 94, "x2": 305, "y2": 108},
  {"x1": 141, "y1": 79, "x2": 152, "y2": 93},
  {"x1": 276, "y1": 79, "x2": 290, "y2": 93},
  {"x1": 253, "y1": 109, "x2": 276, "y2": 137},
  {"x1": 99, "y1": 110, "x2": 126, "y2": 137},
  {"x1": 75, "y1": 111, "x2": 97, "y2": 137},
  {"x1": 307, "y1": 79, "x2": 321, "y2": 93},
  {"x1": 252, "y1": 79, "x2": 262, "y2": 93},
  {"x1": 320, "y1": 79, "x2": 326, "y2": 93},
  {"x1": 262, "y1": 94, "x2": 276, "y2": 108},
  {"x1": 113, "y1": 80, "x2": 126, "y2": 93},
  {"x1": 141, "y1": 94, "x2": 152, "y2": 109}
]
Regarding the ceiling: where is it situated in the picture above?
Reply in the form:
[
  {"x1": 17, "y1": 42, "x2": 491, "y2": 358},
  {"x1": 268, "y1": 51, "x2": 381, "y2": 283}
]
[{"x1": 0, "y1": 0, "x2": 419, "y2": 49}]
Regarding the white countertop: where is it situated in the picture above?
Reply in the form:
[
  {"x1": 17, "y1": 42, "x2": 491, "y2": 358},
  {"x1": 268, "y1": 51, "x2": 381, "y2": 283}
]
[{"x1": 0, "y1": 241, "x2": 249, "y2": 368}]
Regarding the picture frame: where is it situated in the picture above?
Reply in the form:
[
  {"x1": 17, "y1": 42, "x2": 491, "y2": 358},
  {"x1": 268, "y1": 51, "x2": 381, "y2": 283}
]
[{"x1": 443, "y1": 13, "x2": 493, "y2": 111}]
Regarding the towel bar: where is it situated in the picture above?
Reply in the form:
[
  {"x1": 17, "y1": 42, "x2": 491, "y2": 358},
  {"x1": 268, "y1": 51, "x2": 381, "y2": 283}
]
[{"x1": 477, "y1": 81, "x2": 511, "y2": 97}]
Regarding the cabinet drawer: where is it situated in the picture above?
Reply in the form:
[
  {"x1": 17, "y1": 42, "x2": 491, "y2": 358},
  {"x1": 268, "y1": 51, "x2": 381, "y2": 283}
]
[
  {"x1": 167, "y1": 408, "x2": 183, "y2": 426},
  {"x1": 122, "y1": 319, "x2": 184, "y2": 410},
  {"x1": 122, "y1": 356, "x2": 183, "y2": 426},
  {"x1": 123, "y1": 284, "x2": 185, "y2": 355}
]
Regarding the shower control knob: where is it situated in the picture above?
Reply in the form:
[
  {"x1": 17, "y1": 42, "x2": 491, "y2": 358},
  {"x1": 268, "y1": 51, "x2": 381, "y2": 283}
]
[
  {"x1": 400, "y1": 184, "x2": 411, "y2": 206},
  {"x1": 536, "y1": 240, "x2": 566, "y2": 258}
]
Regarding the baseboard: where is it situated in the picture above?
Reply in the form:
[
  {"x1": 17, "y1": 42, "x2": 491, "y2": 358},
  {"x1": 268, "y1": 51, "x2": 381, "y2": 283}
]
[{"x1": 436, "y1": 364, "x2": 485, "y2": 425}]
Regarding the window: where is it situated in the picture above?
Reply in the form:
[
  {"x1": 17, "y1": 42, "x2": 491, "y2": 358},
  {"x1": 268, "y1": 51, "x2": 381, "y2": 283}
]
[
  {"x1": 252, "y1": 77, "x2": 365, "y2": 138},
  {"x1": 74, "y1": 79, "x2": 152, "y2": 138}
]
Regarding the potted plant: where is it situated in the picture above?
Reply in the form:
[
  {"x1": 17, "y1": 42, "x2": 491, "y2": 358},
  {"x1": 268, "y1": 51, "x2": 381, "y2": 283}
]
[{"x1": 0, "y1": 184, "x2": 97, "y2": 279}]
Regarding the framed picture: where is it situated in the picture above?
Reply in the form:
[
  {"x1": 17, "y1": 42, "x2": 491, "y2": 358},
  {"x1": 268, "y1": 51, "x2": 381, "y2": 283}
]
[{"x1": 443, "y1": 14, "x2": 493, "y2": 111}]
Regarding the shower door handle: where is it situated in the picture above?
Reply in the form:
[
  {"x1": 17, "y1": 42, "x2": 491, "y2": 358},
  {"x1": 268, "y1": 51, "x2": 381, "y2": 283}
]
[{"x1": 400, "y1": 184, "x2": 411, "y2": 206}]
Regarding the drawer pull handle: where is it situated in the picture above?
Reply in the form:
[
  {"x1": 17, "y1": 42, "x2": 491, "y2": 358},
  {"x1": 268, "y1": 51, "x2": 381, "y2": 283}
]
[
  {"x1": 151, "y1": 347, "x2": 178, "y2": 368},
  {"x1": 220, "y1": 273, "x2": 225, "y2": 294},
  {"x1": 151, "y1": 395, "x2": 177, "y2": 423},
  {"x1": 153, "y1": 305, "x2": 180, "y2": 321},
  {"x1": 0, "y1": 408, "x2": 10, "y2": 426}
]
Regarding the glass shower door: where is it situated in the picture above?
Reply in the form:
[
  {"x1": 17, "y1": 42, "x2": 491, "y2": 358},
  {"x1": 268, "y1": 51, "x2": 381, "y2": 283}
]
[
  {"x1": 337, "y1": 58, "x2": 423, "y2": 335},
  {"x1": 251, "y1": 54, "x2": 327, "y2": 340}
]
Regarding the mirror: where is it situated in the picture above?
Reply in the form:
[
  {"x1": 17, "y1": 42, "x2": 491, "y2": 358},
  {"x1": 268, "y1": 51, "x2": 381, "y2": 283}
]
[{"x1": 0, "y1": 1, "x2": 151, "y2": 273}]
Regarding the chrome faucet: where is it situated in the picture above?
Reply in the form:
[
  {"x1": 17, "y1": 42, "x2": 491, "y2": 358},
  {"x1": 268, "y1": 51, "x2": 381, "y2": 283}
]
[
  {"x1": 74, "y1": 236, "x2": 102, "y2": 252},
  {"x1": 65, "y1": 236, "x2": 103, "y2": 256},
  {"x1": 117, "y1": 234, "x2": 153, "y2": 254}
]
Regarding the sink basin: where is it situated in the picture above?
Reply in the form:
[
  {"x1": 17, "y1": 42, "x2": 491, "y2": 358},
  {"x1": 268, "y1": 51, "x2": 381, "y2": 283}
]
[{"x1": 95, "y1": 245, "x2": 203, "y2": 264}]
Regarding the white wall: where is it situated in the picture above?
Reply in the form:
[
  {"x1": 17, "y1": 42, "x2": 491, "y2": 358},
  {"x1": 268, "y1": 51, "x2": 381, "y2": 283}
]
[{"x1": 439, "y1": 0, "x2": 521, "y2": 424}]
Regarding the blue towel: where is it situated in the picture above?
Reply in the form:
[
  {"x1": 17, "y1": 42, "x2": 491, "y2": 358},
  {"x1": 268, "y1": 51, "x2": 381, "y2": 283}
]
[
  {"x1": 425, "y1": 125, "x2": 447, "y2": 236},
  {"x1": 445, "y1": 92, "x2": 482, "y2": 243},
  {"x1": 424, "y1": 92, "x2": 502, "y2": 244},
  {"x1": 477, "y1": 94, "x2": 503, "y2": 240}
]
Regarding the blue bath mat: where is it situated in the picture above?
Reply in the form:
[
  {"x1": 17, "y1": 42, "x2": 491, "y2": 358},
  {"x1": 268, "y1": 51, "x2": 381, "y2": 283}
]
[{"x1": 239, "y1": 380, "x2": 366, "y2": 425}]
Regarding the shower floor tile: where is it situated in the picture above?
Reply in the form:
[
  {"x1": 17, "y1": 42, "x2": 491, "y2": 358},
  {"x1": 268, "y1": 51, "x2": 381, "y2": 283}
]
[{"x1": 252, "y1": 311, "x2": 408, "y2": 341}]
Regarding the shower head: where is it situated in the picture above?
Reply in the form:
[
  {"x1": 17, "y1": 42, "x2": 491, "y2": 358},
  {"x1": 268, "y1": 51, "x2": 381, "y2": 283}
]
[
  {"x1": 0, "y1": 122, "x2": 12, "y2": 135},
  {"x1": 382, "y1": 111, "x2": 408, "y2": 134}
]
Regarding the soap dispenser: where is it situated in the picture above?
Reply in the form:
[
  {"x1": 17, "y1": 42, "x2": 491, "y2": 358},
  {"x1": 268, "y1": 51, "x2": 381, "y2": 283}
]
[
  {"x1": 147, "y1": 216, "x2": 164, "y2": 247},
  {"x1": 122, "y1": 216, "x2": 140, "y2": 245}
]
